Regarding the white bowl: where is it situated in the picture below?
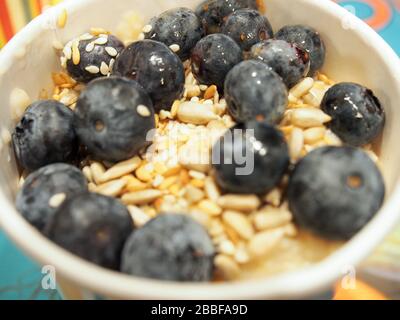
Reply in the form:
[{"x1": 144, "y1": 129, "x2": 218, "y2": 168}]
[{"x1": 0, "y1": 0, "x2": 400, "y2": 299}]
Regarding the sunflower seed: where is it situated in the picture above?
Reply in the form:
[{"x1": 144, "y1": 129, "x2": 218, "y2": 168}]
[{"x1": 290, "y1": 108, "x2": 332, "y2": 128}]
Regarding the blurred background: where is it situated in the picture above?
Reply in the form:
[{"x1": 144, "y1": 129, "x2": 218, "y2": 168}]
[{"x1": 0, "y1": 0, "x2": 399, "y2": 300}]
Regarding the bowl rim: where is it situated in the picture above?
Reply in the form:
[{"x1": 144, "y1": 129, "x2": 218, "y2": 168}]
[{"x1": 1, "y1": 0, "x2": 400, "y2": 299}]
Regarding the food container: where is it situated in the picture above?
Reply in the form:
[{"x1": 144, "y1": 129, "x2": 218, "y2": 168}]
[{"x1": 0, "y1": 0, "x2": 400, "y2": 300}]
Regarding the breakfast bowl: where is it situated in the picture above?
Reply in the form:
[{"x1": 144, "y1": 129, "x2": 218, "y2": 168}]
[{"x1": 0, "y1": 0, "x2": 400, "y2": 300}]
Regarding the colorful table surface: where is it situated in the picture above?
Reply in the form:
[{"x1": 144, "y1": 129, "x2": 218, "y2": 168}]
[{"x1": 0, "y1": 0, "x2": 400, "y2": 300}]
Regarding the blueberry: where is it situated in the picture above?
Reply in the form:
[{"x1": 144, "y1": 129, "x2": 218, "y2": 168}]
[
  {"x1": 287, "y1": 146, "x2": 385, "y2": 240},
  {"x1": 196, "y1": 0, "x2": 259, "y2": 34},
  {"x1": 143, "y1": 8, "x2": 204, "y2": 60},
  {"x1": 74, "y1": 77, "x2": 155, "y2": 162},
  {"x1": 121, "y1": 214, "x2": 215, "y2": 282},
  {"x1": 113, "y1": 40, "x2": 185, "y2": 111},
  {"x1": 221, "y1": 9, "x2": 273, "y2": 52},
  {"x1": 249, "y1": 40, "x2": 310, "y2": 88},
  {"x1": 212, "y1": 121, "x2": 289, "y2": 194},
  {"x1": 12, "y1": 100, "x2": 78, "y2": 172},
  {"x1": 191, "y1": 34, "x2": 242, "y2": 90},
  {"x1": 46, "y1": 193, "x2": 133, "y2": 270},
  {"x1": 275, "y1": 25, "x2": 325, "y2": 76},
  {"x1": 16, "y1": 163, "x2": 88, "y2": 232},
  {"x1": 62, "y1": 34, "x2": 124, "y2": 83},
  {"x1": 321, "y1": 83, "x2": 385, "y2": 147},
  {"x1": 224, "y1": 60, "x2": 288, "y2": 124}
]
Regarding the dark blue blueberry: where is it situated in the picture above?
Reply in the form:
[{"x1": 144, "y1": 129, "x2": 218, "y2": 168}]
[
  {"x1": 249, "y1": 39, "x2": 310, "y2": 88},
  {"x1": 196, "y1": 0, "x2": 259, "y2": 34},
  {"x1": 221, "y1": 9, "x2": 273, "y2": 52},
  {"x1": 46, "y1": 193, "x2": 133, "y2": 270},
  {"x1": 287, "y1": 146, "x2": 385, "y2": 240},
  {"x1": 113, "y1": 40, "x2": 185, "y2": 111},
  {"x1": 143, "y1": 7, "x2": 204, "y2": 60},
  {"x1": 321, "y1": 83, "x2": 385, "y2": 147},
  {"x1": 16, "y1": 163, "x2": 88, "y2": 232},
  {"x1": 224, "y1": 60, "x2": 288, "y2": 124},
  {"x1": 64, "y1": 34, "x2": 124, "y2": 83},
  {"x1": 191, "y1": 34, "x2": 242, "y2": 90},
  {"x1": 121, "y1": 214, "x2": 215, "y2": 282},
  {"x1": 275, "y1": 25, "x2": 325, "y2": 76},
  {"x1": 74, "y1": 77, "x2": 155, "y2": 162},
  {"x1": 12, "y1": 100, "x2": 78, "y2": 172},
  {"x1": 212, "y1": 121, "x2": 290, "y2": 194}
]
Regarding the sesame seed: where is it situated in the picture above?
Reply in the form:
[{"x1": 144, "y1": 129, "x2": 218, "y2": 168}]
[
  {"x1": 49, "y1": 193, "x2": 66, "y2": 208},
  {"x1": 60, "y1": 57, "x2": 67, "y2": 69},
  {"x1": 100, "y1": 62, "x2": 110, "y2": 75},
  {"x1": 105, "y1": 47, "x2": 118, "y2": 57},
  {"x1": 169, "y1": 44, "x2": 180, "y2": 53},
  {"x1": 137, "y1": 105, "x2": 151, "y2": 117},
  {"x1": 63, "y1": 46, "x2": 72, "y2": 60},
  {"x1": 90, "y1": 27, "x2": 109, "y2": 36},
  {"x1": 94, "y1": 37, "x2": 108, "y2": 45},
  {"x1": 85, "y1": 65, "x2": 100, "y2": 74},
  {"x1": 109, "y1": 58, "x2": 115, "y2": 72},
  {"x1": 72, "y1": 42, "x2": 80, "y2": 65},
  {"x1": 57, "y1": 9, "x2": 67, "y2": 29},
  {"x1": 85, "y1": 42, "x2": 95, "y2": 52},
  {"x1": 142, "y1": 24, "x2": 153, "y2": 33},
  {"x1": 79, "y1": 33, "x2": 94, "y2": 41}
]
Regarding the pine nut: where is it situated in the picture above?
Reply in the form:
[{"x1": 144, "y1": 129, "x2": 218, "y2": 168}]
[
  {"x1": 264, "y1": 188, "x2": 281, "y2": 207},
  {"x1": 121, "y1": 189, "x2": 162, "y2": 205},
  {"x1": 290, "y1": 108, "x2": 332, "y2": 128},
  {"x1": 223, "y1": 211, "x2": 254, "y2": 240},
  {"x1": 90, "y1": 162, "x2": 106, "y2": 184},
  {"x1": 189, "y1": 209, "x2": 211, "y2": 227},
  {"x1": 253, "y1": 207, "x2": 292, "y2": 231},
  {"x1": 234, "y1": 246, "x2": 250, "y2": 264},
  {"x1": 82, "y1": 166, "x2": 93, "y2": 183},
  {"x1": 217, "y1": 194, "x2": 261, "y2": 212},
  {"x1": 99, "y1": 156, "x2": 141, "y2": 183},
  {"x1": 95, "y1": 179, "x2": 127, "y2": 197},
  {"x1": 204, "y1": 177, "x2": 221, "y2": 202},
  {"x1": 135, "y1": 163, "x2": 154, "y2": 182},
  {"x1": 123, "y1": 175, "x2": 148, "y2": 192},
  {"x1": 215, "y1": 254, "x2": 241, "y2": 280},
  {"x1": 248, "y1": 229, "x2": 285, "y2": 258},
  {"x1": 184, "y1": 185, "x2": 205, "y2": 203},
  {"x1": 198, "y1": 200, "x2": 222, "y2": 216},
  {"x1": 218, "y1": 240, "x2": 236, "y2": 256}
]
